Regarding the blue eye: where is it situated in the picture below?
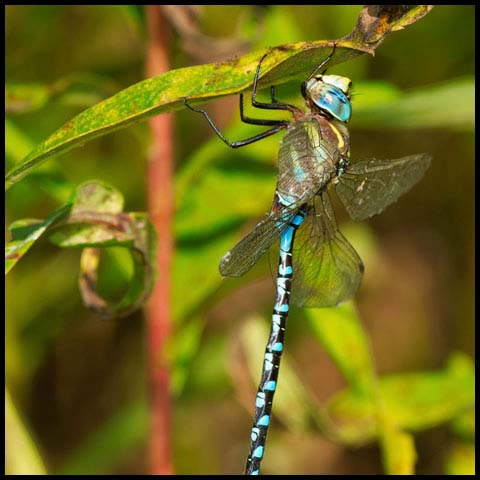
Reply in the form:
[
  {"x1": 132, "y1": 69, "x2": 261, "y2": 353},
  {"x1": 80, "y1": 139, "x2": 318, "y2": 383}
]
[
  {"x1": 304, "y1": 75, "x2": 352, "y2": 122},
  {"x1": 313, "y1": 84, "x2": 352, "y2": 123}
]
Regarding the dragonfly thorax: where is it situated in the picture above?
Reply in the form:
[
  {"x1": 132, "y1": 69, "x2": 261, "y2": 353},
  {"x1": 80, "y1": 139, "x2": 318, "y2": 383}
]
[
  {"x1": 336, "y1": 156, "x2": 350, "y2": 176},
  {"x1": 302, "y1": 74, "x2": 352, "y2": 123}
]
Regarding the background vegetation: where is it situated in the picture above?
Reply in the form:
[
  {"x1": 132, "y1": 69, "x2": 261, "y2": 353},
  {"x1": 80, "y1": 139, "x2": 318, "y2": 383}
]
[{"x1": 5, "y1": 5, "x2": 474, "y2": 475}]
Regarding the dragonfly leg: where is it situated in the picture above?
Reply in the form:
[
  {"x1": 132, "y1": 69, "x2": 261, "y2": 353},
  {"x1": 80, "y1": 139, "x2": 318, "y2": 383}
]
[
  {"x1": 303, "y1": 43, "x2": 337, "y2": 85},
  {"x1": 270, "y1": 85, "x2": 278, "y2": 103},
  {"x1": 183, "y1": 51, "x2": 303, "y2": 148},
  {"x1": 183, "y1": 98, "x2": 288, "y2": 148},
  {"x1": 250, "y1": 53, "x2": 301, "y2": 115},
  {"x1": 239, "y1": 93, "x2": 288, "y2": 126}
]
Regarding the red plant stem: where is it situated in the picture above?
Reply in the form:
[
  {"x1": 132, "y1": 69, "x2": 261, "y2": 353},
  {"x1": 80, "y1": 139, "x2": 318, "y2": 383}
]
[{"x1": 145, "y1": 5, "x2": 174, "y2": 475}]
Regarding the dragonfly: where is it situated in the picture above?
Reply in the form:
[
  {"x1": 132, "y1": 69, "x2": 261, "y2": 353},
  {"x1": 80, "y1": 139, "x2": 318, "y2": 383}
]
[{"x1": 184, "y1": 44, "x2": 431, "y2": 475}]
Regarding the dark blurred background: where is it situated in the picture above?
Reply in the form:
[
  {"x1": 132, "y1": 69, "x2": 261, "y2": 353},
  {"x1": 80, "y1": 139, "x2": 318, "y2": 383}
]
[{"x1": 5, "y1": 5, "x2": 474, "y2": 475}]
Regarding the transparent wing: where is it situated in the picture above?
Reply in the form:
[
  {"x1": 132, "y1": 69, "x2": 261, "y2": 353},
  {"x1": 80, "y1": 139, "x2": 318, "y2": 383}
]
[
  {"x1": 287, "y1": 193, "x2": 364, "y2": 308},
  {"x1": 219, "y1": 201, "x2": 304, "y2": 277},
  {"x1": 223, "y1": 120, "x2": 340, "y2": 278},
  {"x1": 335, "y1": 154, "x2": 431, "y2": 221},
  {"x1": 276, "y1": 120, "x2": 338, "y2": 203}
]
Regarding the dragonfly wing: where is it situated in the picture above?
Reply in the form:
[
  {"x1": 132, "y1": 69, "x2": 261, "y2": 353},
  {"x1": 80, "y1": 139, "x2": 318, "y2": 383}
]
[
  {"x1": 289, "y1": 192, "x2": 364, "y2": 308},
  {"x1": 335, "y1": 153, "x2": 431, "y2": 221},
  {"x1": 277, "y1": 120, "x2": 338, "y2": 203},
  {"x1": 222, "y1": 120, "x2": 340, "y2": 279},
  {"x1": 220, "y1": 202, "x2": 303, "y2": 277}
]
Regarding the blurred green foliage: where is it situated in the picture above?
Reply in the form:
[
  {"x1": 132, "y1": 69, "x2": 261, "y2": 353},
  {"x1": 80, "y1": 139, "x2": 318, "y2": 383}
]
[
  {"x1": 5, "y1": 387, "x2": 46, "y2": 475},
  {"x1": 5, "y1": 5, "x2": 474, "y2": 475}
]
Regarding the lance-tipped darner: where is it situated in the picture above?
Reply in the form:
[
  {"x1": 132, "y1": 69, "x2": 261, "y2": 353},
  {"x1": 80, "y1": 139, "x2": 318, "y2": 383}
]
[{"x1": 185, "y1": 44, "x2": 431, "y2": 475}]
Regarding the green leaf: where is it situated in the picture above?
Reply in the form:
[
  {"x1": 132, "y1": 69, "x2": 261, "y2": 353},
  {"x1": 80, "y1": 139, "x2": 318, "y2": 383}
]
[
  {"x1": 5, "y1": 387, "x2": 47, "y2": 475},
  {"x1": 5, "y1": 5, "x2": 433, "y2": 189},
  {"x1": 5, "y1": 119, "x2": 35, "y2": 162},
  {"x1": 6, "y1": 120, "x2": 74, "y2": 203},
  {"x1": 173, "y1": 231, "x2": 235, "y2": 321},
  {"x1": 176, "y1": 157, "x2": 275, "y2": 237},
  {"x1": 378, "y1": 353, "x2": 474, "y2": 430},
  {"x1": 379, "y1": 423, "x2": 416, "y2": 475},
  {"x1": 444, "y1": 440, "x2": 475, "y2": 475},
  {"x1": 55, "y1": 399, "x2": 148, "y2": 475},
  {"x1": 305, "y1": 305, "x2": 473, "y2": 474},
  {"x1": 326, "y1": 352, "x2": 475, "y2": 444},
  {"x1": 5, "y1": 83, "x2": 51, "y2": 114},
  {"x1": 305, "y1": 302, "x2": 376, "y2": 397},
  {"x1": 353, "y1": 76, "x2": 474, "y2": 131},
  {"x1": 5, "y1": 204, "x2": 72, "y2": 274},
  {"x1": 450, "y1": 407, "x2": 475, "y2": 441},
  {"x1": 1, "y1": 43, "x2": 353, "y2": 190},
  {"x1": 114, "y1": 5, "x2": 145, "y2": 35},
  {"x1": 169, "y1": 316, "x2": 205, "y2": 396}
]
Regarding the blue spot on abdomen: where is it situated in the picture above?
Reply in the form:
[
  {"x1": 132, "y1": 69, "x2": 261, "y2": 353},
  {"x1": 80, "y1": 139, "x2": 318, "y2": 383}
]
[
  {"x1": 264, "y1": 381, "x2": 276, "y2": 391},
  {"x1": 258, "y1": 415, "x2": 270, "y2": 426},
  {"x1": 272, "y1": 342, "x2": 283, "y2": 352},
  {"x1": 253, "y1": 446, "x2": 264, "y2": 459}
]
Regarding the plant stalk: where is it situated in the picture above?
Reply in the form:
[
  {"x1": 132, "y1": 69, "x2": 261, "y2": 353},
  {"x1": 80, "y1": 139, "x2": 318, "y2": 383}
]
[{"x1": 145, "y1": 5, "x2": 174, "y2": 475}]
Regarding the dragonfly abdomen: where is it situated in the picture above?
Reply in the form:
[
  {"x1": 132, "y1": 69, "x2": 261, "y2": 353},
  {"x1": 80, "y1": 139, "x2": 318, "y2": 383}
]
[{"x1": 245, "y1": 209, "x2": 306, "y2": 475}]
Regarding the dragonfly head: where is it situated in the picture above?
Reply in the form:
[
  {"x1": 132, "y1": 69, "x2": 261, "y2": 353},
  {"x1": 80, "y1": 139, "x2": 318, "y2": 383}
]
[{"x1": 301, "y1": 74, "x2": 352, "y2": 123}]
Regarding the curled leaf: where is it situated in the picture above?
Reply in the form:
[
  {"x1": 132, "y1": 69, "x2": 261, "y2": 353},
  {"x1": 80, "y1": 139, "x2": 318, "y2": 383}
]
[
  {"x1": 5, "y1": 204, "x2": 71, "y2": 274},
  {"x1": 49, "y1": 181, "x2": 157, "y2": 319},
  {"x1": 6, "y1": 181, "x2": 156, "y2": 318}
]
